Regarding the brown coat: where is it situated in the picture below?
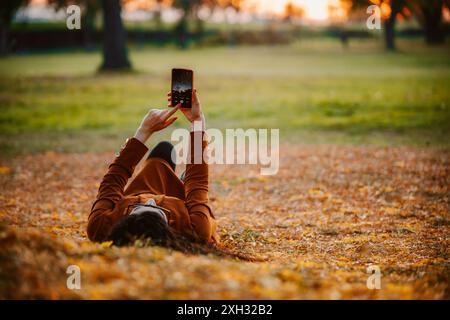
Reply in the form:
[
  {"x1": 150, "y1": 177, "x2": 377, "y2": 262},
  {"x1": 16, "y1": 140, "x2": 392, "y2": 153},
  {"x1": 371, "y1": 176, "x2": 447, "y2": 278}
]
[{"x1": 87, "y1": 131, "x2": 219, "y2": 244}]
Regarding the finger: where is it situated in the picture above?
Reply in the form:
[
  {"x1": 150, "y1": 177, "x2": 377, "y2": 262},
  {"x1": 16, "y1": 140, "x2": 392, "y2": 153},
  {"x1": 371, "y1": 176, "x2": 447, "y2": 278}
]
[
  {"x1": 167, "y1": 101, "x2": 180, "y2": 108},
  {"x1": 165, "y1": 100, "x2": 177, "y2": 108},
  {"x1": 162, "y1": 117, "x2": 177, "y2": 128},
  {"x1": 192, "y1": 88, "x2": 199, "y2": 104},
  {"x1": 167, "y1": 92, "x2": 172, "y2": 96},
  {"x1": 162, "y1": 103, "x2": 180, "y2": 120}
]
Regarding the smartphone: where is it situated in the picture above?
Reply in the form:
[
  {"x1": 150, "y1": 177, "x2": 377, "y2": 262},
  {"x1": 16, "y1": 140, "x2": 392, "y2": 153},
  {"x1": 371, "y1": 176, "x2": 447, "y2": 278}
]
[{"x1": 171, "y1": 68, "x2": 193, "y2": 108}]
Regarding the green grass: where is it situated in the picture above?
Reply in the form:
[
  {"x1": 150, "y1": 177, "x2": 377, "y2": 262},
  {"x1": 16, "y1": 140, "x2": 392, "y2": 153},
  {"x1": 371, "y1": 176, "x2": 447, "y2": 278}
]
[{"x1": 1, "y1": 39, "x2": 449, "y2": 156}]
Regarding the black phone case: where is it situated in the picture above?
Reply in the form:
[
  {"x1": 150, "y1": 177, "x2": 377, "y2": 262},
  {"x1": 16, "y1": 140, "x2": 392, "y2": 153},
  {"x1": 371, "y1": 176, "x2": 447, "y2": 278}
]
[{"x1": 171, "y1": 69, "x2": 193, "y2": 108}]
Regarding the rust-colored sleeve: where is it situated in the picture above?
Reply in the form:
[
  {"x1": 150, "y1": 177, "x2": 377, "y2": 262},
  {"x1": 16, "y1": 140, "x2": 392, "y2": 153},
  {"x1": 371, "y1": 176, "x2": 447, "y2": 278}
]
[
  {"x1": 87, "y1": 138, "x2": 148, "y2": 242},
  {"x1": 184, "y1": 131, "x2": 215, "y2": 242}
]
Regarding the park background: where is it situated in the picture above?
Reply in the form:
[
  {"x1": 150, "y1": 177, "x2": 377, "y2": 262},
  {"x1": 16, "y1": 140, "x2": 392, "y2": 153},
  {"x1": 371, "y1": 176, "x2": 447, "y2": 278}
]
[{"x1": 0, "y1": 0, "x2": 449, "y2": 299}]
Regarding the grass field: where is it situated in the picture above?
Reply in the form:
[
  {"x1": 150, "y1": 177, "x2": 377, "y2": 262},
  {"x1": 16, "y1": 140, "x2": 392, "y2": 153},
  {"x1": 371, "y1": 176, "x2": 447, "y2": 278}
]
[{"x1": 1, "y1": 39, "x2": 449, "y2": 156}]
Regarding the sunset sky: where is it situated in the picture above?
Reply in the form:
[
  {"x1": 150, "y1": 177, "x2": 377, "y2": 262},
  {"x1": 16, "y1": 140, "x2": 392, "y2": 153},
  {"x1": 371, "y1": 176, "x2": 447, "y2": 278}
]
[
  {"x1": 29, "y1": 0, "x2": 345, "y2": 22},
  {"x1": 245, "y1": 0, "x2": 342, "y2": 20}
]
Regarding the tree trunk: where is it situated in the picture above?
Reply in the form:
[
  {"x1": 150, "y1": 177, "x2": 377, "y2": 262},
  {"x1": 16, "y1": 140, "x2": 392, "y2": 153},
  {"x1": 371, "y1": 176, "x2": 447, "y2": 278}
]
[
  {"x1": 0, "y1": 22, "x2": 8, "y2": 55},
  {"x1": 100, "y1": 0, "x2": 131, "y2": 71},
  {"x1": 175, "y1": 15, "x2": 188, "y2": 49},
  {"x1": 154, "y1": 2, "x2": 163, "y2": 31},
  {"x1": 384, "y1": 13, "x2": 396, "y2": 50},
  {"x1": 195, "y1": 16, "x2": 204, "y2": 44},
  {"x1": 382, "y1": 0, "x2": 407, "y2": 51},
  {"x1": 82, "y1": 3, "x2": 97, "y2": 50},
  {"x1": 421, "y1": 5, "x2": 446, "y2": 45},
  {"x1": 0, "y1": 2, "x2": 18, "y2": 55}
]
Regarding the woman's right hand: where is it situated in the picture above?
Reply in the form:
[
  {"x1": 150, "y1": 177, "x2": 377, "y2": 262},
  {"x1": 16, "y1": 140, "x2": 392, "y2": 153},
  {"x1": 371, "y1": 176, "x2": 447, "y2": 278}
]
[
  {"x1": 134, "y1": 104, "x2": 180, "y2": 143},
  {"x1": 167, "y1": 89, "x2": 204, "y2": 123}
]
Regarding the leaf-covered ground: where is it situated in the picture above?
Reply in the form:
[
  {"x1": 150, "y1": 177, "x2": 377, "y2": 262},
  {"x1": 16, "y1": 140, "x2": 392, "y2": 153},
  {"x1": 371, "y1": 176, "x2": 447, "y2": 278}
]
[{"x1": 0, "y1": 144, "x2": 449, "y2": 299}]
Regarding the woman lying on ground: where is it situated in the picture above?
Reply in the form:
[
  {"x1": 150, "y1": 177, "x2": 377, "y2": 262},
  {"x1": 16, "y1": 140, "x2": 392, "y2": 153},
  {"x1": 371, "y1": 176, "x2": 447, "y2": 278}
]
[{"x1": 87, "y1": 89, "x2": 254, "y2": 260}]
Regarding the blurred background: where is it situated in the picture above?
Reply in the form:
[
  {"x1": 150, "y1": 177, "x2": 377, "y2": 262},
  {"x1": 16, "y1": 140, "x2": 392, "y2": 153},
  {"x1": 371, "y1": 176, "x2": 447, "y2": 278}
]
[{"x1": 0, "y1": 0, "x2": 449, "y2": 155}]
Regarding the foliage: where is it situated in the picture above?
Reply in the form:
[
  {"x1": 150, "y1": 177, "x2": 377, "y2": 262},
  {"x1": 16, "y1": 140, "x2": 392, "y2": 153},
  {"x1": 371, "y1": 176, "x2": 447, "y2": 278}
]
[
  {"x1": 0, "y1": 144, "x2": 448, "y2": 299},
  {"x1": 344, "y1": 0, "x2": 450, "y2": 48}
]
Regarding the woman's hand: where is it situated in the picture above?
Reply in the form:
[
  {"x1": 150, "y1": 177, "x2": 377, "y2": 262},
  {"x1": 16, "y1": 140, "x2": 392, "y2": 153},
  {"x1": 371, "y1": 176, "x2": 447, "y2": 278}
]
[
  {"x1": 167, "y1": 89, "x2": 204, "y2": 124},
  {"x1": 134, "y1": 104, "x2": 180, "y2": 144}
]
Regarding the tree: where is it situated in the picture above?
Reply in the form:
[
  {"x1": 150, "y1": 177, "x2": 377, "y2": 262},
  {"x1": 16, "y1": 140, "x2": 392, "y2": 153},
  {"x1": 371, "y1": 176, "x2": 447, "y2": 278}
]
[
  {"x1": 345, "y1": 0, "x2": 448, "y2": 49},
  {"x1": 413, "y1": 0, "x2": 449, "y2": 44},
  {"x1": 172, "y1": 0, "x2": 192, "y2": 48},
  {"x1": 99, "y1": 0, "x2": 131, "y2": 70},
  {"x1": 384, "y1": 0, "x2": 405, "y2": 50},
  {"x1": 344, "y1": 0, "x2": 408, "y2": 50},
  {"x1": 219, "y1": 0, "x2": 245, "y2": 46},
  {"x1": 172, "y1": 0, "x2": 237, "y2": 47},
  {"x1": 154, "y1": 0, "x2": 165, "y2": 30},
  {"x1": 49, "y1": 0, "x2": 127, "y2": 66},
  {"x1": 284, "y1": 1, "x2": 305, "y2": 24},
  {"x1": 0, "y1": 0, "x2": 30, "y2": 54},
  {"x1": 193, "y1": 0, "x2": 216, "y2": 43},
  {"x1": 80, "y1": 0, "x2": 99, "y2": 49},
  {"x1": 172, "y1": 0, "x2": 214, "y2": 48}
]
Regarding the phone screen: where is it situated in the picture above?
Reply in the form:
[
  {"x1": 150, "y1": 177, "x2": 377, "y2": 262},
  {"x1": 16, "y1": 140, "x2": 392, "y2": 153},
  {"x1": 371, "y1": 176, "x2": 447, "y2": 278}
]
[{"x1": 171, "y1": 68, "x2": 193, "y2": 108}]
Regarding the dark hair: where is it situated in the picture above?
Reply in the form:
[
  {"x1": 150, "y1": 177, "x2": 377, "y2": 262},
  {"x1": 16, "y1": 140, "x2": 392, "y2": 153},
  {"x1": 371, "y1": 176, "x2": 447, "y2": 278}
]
[
  {"x1": 108, "y1": 211, "x2": 263, "y2": 261},
  {"x1": 108, "y1": 211, "x2": 174, "y2": 247}
]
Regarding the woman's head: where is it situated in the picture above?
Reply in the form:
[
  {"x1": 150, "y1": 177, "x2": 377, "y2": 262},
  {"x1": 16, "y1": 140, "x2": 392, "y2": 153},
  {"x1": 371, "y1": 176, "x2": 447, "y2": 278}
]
[
  {"x1": 108, "y1": 202, "x2": 263, "y2": 262},
  {"x1": 108, "y1": 204, "x2": 174, "y2": 247}
]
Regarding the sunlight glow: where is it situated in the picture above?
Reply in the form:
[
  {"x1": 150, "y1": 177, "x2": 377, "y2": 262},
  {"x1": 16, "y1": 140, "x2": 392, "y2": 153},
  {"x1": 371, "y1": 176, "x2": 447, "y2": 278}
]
[{"x1": 245, "y1": 0, "x2": 342, "y2": 20}]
